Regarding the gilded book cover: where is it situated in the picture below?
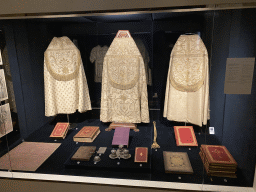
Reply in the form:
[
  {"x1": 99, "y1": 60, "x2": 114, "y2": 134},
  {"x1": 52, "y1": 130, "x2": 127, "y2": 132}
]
[
  {"x1": 50, "y1": 122, "x2": 69, "y2": 139},
  {"x1": 174, "y1": 126, "x2": 198, "y2": 146},
  {"x1": 201, "y1": 145, "x2": 237, "y2": 166},
  {"x1": 74, "y1": 126, "x2": 99, "y2": 138},
  {"x1": 163, "y1": 151, "x2": 193, "y2": 174},
  {"x1": 71, "y1": 146, "x2": 96, "y2": 161},
  {"x1": 200, "y1": 150, "x2": 237, "y2": 171},
  {"x1": 73, "y1": 126, "x2": 100, "y2": 143},
  {"x1": 134, "y1": 147, "x2": 148, "y2": 163},
  {"x1": 199, "y1": 151, "x2": 236, "y2": 173}
]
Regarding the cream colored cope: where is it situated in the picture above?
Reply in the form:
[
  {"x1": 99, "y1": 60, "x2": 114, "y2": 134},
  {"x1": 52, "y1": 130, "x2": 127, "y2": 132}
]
[
  {"x1": 44, "y1": 36, "x2": 92, "y2": 116},
  {"x1": 163, "y1": 34, "x2": 210, "y2": 127},
  {"x1": 100, "y1": 30, "x2": 149, "y2": 123}
]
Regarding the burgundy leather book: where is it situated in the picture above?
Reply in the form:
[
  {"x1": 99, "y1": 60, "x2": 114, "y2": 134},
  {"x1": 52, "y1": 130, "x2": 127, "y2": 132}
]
[
  {"x1": 112, "y1": 127, "x2": 130, "y2": 147},
  {"x1": 201, "y1": 145, "x2": 237, "y2": 167},
  {"x1": 135, "y1": 147, "x2": 148, "y2": 163},
  {"x1": 50, "y1": 122, "x2": 69, "y2": 139},
  {"x1": 174, "y1": 126, "x2": 198, "y2": 147}
]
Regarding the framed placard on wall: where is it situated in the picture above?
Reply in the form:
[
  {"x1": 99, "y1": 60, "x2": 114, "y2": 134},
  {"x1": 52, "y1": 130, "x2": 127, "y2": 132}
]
[{"x1": 224, "y1": 58, "x2": 255, "y2": 94}]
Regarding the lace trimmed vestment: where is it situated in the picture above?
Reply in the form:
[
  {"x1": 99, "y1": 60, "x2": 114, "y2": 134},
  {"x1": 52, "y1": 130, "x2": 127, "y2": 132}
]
[
  {"x1": 100, "y1": 30, "x2": 150, "y2": 123},
  {"x1": 163, "y1": 34, "x2": 210, "y2": 127},
  {"x1": 44, "y1": 36, "x2": 91, "y2": 116},
  {"x1": 90, "y1": 45, "x2": 109, "y2": 83}
]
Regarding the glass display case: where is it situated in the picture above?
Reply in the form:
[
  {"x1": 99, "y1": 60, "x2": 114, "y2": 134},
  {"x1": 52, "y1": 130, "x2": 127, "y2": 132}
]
[{"x1": 0, "y1": 5, "x2": 256, "y2": 191}]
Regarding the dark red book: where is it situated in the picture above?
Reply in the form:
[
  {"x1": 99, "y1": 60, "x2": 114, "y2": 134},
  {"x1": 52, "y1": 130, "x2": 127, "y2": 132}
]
[
  {"x1": 112, "y1": 127, "x2": 130, "y2": 147},
  {"x1": 50, "y1": 122, "x2": 69, "y2": 139},
  {"x1": 174, "y1": 126, "x2": 198, "y2": 146},
  {"x1": 199, "y1": 151, "x2": 237, "y2": 178},
  {"x1": 134, "y1": 147, "x2": 148, "y2": 163},
  {"x1": 201, "y1": 145, "x2": 237, "y2": 166}
]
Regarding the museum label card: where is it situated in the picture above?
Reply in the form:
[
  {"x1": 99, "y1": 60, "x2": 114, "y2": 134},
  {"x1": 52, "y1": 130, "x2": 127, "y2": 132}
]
[{"x1": 224, "y1": 58, "x2": 255, "y2": 94}]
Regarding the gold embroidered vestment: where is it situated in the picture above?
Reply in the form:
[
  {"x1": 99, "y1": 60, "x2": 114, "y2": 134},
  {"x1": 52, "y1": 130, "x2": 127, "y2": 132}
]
[
  {"x1": 163, "y1": 34, "x2": 210, "y2": 126},
  {"x1": 44, "y1": 37, "x2": 91, "y2": 116},
  {"x1": 100, "y1": 30, "x2": 149, "y2": 123}
]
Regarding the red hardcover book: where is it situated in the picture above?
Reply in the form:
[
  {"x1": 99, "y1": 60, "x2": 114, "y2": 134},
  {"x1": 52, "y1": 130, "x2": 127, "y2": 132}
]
[
  {"x1": 75, "y1": 126, "x2": 99, "y2": 138},
  {"x1": 199, "y1": 151, "x2": 237, "y2": 178},
  {"x1": 201, "y1": 145, "x2": 237, "y2": 166},
  {"x1": 50, "y1": 122, "x2": 69, "y2": 139},
  {"x1": 200, "y1": 150, "x2": 237, "y2": 171},
  {"x1": 134, "y1": 147, "x2": 148, "y2": 163},
  {"x1": 174, "y1": 126, "x2": 198, "y2": 146},
  {"x1": 73, "y1": 126, "x2": 100, "y2": 143}
]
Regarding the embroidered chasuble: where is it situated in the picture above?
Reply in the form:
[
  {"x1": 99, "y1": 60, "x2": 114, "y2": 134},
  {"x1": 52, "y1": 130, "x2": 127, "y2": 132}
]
[
  {"x1": 163, "y1": 34, "x2": 210, "y2": 127},
  {"x1": 90, "y1": 45, "x2": 109, "y2": 83},
  {"x1": 100, "y1": 30, "x2": 150, "y2": 123},
  {"x1": 44, "y1": 37, "x2": 92, "y2": 116}
]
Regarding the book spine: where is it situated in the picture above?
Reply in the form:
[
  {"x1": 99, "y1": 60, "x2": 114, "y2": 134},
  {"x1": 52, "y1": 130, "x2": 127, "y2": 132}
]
[{"x1": 174, "y1": 127, "x2": 180, "y2": 146}]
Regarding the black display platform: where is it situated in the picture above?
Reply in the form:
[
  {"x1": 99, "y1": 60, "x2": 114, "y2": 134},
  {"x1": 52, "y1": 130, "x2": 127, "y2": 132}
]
[
  {"x1": 1, "y1": 114, "x2": 250, "y2": 187},
  {"x1": 65, "y1": 147, "x2": 151, "y2": 173}
]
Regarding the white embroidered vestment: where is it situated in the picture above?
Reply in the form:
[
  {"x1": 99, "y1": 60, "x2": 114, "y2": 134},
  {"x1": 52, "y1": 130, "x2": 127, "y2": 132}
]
[
  {"x1": 163, "y1": 34, "x2": 210, "y2": 127},
  {"x1": 100, "y1": 30, "x2": 150, "y2": 123},
  {"x1": 44, "y1": 36, "x2": 91, "y2": 116}
]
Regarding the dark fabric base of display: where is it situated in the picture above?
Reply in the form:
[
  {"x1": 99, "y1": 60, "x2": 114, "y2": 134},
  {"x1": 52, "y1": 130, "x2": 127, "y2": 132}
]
[
  {"x1": 2, "y1": 114, "x2": 249, "y2": 187},
  {"x1": 64, "y1": 148, "x2": 150, "y2": 173},
  {"x1": 151, "y1": 118, "x2": 247, "y2": 187}
]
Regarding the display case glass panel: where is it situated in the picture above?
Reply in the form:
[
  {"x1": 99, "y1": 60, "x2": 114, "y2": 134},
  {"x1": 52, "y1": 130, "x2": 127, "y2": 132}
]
[{"x1": 0, "y1": 7, "x2": 255, "y2": 190}]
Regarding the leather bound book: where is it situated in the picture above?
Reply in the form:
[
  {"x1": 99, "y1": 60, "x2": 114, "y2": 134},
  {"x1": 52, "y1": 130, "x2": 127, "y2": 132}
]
[
  {"x1": 112, "y1": 127, "x2": 130, "y2": 147},
  {"x1": 174, "y1": 126, "x2": 198, "y2": 147},
  {"x1": 73, "y1": 126, "x2": 100, "y2": 143},
  {"x1": 200, "y1": 150, "x2": 237, "y2": 171},
  {"x1": 134, "y1": 147, "x2": 148, "y2": 163},
  {"x1": 201, "y1": 145, "x2": 237, "y2": 167},
  {"x1": 163, "y1": 151, "x2": 193, "y2": 174},
  {"x1": 50, "y1": 122, "x2": 69, "y2": 139},
  {"x1": 71, "y1": 146, "x2": 96, "y2": 161},
  {"x1": 200, "y1": 151, "x2": 233, "y2": 172}
]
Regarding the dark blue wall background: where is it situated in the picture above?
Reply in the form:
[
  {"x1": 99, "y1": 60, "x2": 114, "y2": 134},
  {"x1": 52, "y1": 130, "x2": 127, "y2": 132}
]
[{"x1": 221, "y1": 9, "x2": 256, "y2": 185}]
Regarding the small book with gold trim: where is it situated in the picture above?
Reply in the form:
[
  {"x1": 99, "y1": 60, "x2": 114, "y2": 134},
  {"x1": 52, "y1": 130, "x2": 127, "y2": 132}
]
[
  {"x1": 50, "y1": 122, "x2": 69, "y2": 139},
  {"x1": 134, "y1": 147, "x2": 148, "y2": 163}
]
